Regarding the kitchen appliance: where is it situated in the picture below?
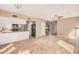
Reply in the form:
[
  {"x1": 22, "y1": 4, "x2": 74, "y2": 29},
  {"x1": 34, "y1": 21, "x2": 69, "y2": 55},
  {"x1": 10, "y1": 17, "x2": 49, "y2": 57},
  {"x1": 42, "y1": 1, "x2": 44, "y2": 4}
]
[{"x1": 12, "y1": 24, "x2": 19, "y2": 31}]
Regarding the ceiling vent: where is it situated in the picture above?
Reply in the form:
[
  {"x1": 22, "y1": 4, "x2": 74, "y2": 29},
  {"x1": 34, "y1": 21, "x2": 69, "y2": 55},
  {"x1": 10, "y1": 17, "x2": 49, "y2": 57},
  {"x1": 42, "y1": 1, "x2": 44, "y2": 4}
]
[{"x1": 12, "y1": 15, "x2": 18, "y2": 18}]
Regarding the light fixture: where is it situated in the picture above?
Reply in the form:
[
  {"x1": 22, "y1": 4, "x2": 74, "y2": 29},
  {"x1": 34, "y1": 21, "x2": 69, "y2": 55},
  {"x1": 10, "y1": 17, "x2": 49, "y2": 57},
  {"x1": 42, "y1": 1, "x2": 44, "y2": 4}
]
[
  {"x1": 58, "y1": 16, "x2": 63, "y2": 19},
  {"x1": 16, "y1": 4, "x2": 23, "y2": 8}
]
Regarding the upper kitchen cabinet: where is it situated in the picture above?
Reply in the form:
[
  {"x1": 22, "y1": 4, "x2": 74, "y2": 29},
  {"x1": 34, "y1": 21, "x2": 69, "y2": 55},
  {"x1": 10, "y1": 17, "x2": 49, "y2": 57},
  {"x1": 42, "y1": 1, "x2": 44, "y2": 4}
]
[{"x1": 0, "y1": 16, "x2": 26, "y2": 25}]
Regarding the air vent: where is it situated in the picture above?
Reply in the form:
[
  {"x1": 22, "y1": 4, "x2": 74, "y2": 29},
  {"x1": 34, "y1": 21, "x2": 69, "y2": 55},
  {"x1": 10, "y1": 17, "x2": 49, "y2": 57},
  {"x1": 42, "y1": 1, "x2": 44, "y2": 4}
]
[
  {"x1": 12, "y1": 15, "x2": 18, "y2": 18},
  {"x1": 28, "y1": 17, "x2": 31, "y2": 20}
]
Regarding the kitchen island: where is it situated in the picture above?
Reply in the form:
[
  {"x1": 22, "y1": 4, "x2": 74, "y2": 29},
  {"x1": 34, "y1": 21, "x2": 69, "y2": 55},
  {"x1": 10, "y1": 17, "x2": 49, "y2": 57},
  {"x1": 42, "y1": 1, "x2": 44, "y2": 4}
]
[{"x1": 0, "y1": 31, "x2": 29, "y2": 45}]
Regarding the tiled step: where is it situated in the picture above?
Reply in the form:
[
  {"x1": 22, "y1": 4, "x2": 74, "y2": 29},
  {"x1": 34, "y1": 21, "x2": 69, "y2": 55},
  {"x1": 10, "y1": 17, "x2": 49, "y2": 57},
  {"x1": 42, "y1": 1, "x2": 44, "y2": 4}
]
[
  {"x1": 18, "y1": 50, "x2": 31, "y2": 54},
  {"x1": 4, "y1": 46, "x2": 16, "y2": 54},
  {"x1": 0, "y1": 44, "x2": 13, "y2": 53},
  {"x1": 0, "y1": 44, "x2": 16, "y2": 54},
  {"x1": 57, "y1": 40, "x2": 74, "y2": 53}
]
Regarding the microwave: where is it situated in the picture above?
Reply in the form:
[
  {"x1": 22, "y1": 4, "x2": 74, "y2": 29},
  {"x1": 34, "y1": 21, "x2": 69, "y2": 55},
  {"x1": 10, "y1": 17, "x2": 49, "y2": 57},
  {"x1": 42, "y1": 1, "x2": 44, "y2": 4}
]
[{"x1": 12, "y1": 24, "x2": 19, "y2": 31}]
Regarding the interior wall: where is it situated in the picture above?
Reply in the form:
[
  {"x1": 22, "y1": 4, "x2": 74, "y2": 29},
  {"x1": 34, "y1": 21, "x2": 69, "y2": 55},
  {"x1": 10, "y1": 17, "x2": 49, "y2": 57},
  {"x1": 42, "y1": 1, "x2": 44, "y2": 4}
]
[
  {"x1": 27, "y1": 21, "x2": 33, "y2": 36},
  {"x1": 36, "y1": 21, "x2": 45, "y2": 37},
  {"x1": 41, "y1": 21, "x2": 45, "y2": 36},
  {"x1": 57, "y1": 16, "x2": 79, "y2": 45},
  {"x1": 57, "y1": 16, "x2": 79, "y2": 38},
  {"x1": 27, "y1": 20, "x2": 45, "y2": 38}
]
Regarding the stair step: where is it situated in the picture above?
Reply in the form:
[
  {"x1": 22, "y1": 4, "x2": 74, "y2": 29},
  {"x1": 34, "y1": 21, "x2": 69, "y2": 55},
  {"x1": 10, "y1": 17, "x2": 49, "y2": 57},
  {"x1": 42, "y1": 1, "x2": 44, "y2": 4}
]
[
  {"x1": 0, "y1": 44, "x2": 13, "y2": 53},
  {"x1": 4, "y1": 46, "x2": 16, "y2": 54},
  {"x1": 18, "y1": 50, "x2": 31, "y2": 54},
  {"x1": 57, "y1": 40, "x2": 74, "y2": 53}
]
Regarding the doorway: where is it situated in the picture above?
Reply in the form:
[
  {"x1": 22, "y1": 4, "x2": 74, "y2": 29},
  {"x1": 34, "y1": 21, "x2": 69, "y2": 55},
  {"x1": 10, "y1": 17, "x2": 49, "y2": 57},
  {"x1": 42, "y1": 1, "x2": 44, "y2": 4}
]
[
  {"x1": 31, "y1": 22, "x2": 36, "y2": 37},
  {"x1": 27, "y1": 21, "x2": 36, "y2": 38},
  {"x1": 45, "y1": 21, "x2": 57, "y2": 35}
]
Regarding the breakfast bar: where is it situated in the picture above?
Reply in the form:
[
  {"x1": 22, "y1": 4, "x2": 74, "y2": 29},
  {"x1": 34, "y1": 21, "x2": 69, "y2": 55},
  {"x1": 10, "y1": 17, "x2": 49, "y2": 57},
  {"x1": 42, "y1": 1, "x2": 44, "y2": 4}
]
[{"x1": 0, "y1": 31, "x2": 29, "y2": 45}]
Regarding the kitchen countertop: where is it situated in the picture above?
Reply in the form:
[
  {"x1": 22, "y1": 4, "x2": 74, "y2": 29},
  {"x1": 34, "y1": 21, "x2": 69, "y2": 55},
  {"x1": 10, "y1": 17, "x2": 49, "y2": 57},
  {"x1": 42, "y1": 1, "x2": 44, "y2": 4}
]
[{"x1": 0, "y1": 30, "x2": 29, "y2": 45}]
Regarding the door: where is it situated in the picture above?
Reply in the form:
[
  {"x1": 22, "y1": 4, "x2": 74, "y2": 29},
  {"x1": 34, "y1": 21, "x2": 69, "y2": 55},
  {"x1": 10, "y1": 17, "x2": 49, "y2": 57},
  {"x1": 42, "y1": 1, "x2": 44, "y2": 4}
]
[
  {"x1": 52, "y1": 21, "x2": 57, "y2": 35},
  {"x1": 45, "y1": 21, "x2": 57, "y2": 35},
  {"x1": 31, "y1": 22, "x2": 36, "y2": 37}
]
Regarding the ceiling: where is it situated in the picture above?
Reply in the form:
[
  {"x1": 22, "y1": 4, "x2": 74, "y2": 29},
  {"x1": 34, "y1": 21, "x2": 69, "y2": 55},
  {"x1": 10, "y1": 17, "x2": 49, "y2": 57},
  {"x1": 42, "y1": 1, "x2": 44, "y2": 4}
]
[{"x1": 0, "y1": 4, "x2": 79, "y2": 20}]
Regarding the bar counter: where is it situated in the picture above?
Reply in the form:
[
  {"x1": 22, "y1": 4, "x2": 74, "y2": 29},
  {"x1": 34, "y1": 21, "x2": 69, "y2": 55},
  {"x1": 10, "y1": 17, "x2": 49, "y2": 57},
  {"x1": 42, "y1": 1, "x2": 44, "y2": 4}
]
[{"x1": 0, "y1": 31, "x2": 29, "y2": 45}]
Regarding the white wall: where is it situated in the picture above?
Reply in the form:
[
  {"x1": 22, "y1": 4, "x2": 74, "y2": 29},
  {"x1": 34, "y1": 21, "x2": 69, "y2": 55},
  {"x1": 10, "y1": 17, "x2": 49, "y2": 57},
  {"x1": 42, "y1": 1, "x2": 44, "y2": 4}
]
[
  {"x1": 40, "y1": 21, "x2": 45, "y2": 36},
  {"x1": 36, "y1": 21, "x2": 41, "y2": 37},
  {"x1": 27, "y1": 18, "x2": 45, "y2": 37},
  {"x1": 36, "y1": 21, "x2": 45, "y2": 37},
  {"x1": 27, "y1": 21, "x2": 33, "y2": 36},
  {"x1": 57, "y1": 17, "x2": 79, "y2": 40}
]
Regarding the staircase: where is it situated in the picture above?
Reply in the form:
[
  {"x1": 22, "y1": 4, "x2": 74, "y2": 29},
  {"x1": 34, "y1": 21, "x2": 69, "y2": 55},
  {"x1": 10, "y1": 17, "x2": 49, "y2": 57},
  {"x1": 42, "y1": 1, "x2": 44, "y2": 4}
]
[
  {"x1": 0, "y1": 44, "x2": 16, "y2": 54},
  {"x1": 57, "y1": 40, "x2": 74, "y2": 53}
]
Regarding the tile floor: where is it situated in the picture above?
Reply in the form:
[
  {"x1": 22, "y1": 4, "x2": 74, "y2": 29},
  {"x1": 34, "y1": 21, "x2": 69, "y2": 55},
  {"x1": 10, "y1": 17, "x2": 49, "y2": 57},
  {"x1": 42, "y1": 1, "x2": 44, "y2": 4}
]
[{"x1": 13, "y1": 35, "x2": 71, "y2": 54}]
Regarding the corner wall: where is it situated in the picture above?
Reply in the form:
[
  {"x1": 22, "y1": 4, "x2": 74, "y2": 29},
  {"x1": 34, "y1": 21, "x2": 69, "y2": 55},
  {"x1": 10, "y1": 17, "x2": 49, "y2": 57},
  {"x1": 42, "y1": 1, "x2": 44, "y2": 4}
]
[
  {"x1": 36, "y1": 21, "x2": 45, "y2": 37},
  {"x1": 57, "y1": 16, "x2": 79, "y2": 45}
]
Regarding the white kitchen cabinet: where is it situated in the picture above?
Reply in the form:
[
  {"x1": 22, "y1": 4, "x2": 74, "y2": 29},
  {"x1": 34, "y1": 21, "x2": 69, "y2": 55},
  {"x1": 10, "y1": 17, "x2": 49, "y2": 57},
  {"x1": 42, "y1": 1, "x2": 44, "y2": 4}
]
[{"x1": 0, "y1": 31, "x2": 29, "y2": 45}]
